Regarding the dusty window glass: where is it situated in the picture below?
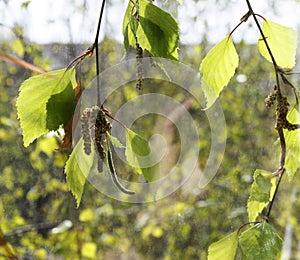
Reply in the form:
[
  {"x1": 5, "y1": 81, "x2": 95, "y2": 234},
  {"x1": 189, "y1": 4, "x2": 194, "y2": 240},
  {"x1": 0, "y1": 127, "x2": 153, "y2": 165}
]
[{"x1": 1, "y1": 1, "x2": 300, "y2": 259}]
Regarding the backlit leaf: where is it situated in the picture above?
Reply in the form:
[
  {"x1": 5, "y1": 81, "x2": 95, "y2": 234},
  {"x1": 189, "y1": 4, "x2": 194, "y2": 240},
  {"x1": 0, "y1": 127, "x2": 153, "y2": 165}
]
[
  {"x1": 284, "y1": 105, "x2": 300, "y2": 180},
  {"x1": 122, "y1": 1, "x2": 138, "y2": 52},
  {"x1": 200, "y1": 36, "x2": 239, "y2": 109},
  {"x1": 208, "y1": 231, "x2": 238, "y2": 260},
  {"x1": 247, "y1": 169, "x2": 276, "y2": 222},
  {"x1": 17, "y1": 68, "x2": 76, "y2": 147},
  {"x1": 108, "y1": 134, "x2": 124, "y2": 148},
  {"x1": 46, "y1": 81, "x2": 76, "y2": 131},
  {"x1": 125, "y1": 129, "x2": 156, "y2": 181},
  {"x1": 258, "y1": 20, "x2": 297, "y2": 69},
  {"x1": 239, "y1": 222, "x2": 282, "y2": 260},
  {"x1": 123, "y1": 0, "x2": 179, "y2": 60},
  {"x1": 60, "y1": 81, "x2": 82, "y2": 150},
  {"x1": 65, "y1": 138, "x2": 94, "y2": 207},
  {"x1": 137, "y1": 0, "x2": 179, "y2": 60}
]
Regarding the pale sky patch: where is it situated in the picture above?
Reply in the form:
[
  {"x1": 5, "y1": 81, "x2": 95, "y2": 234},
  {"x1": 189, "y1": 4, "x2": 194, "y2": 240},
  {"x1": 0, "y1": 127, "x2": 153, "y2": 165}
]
[{"x1": 0, "y1": 0, "x2": 299, "y2": 44}]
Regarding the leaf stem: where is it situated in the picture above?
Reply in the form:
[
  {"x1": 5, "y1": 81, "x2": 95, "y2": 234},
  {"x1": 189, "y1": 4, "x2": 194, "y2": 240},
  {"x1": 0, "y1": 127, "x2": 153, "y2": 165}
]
[
  {"x1": 66, "y1": 0, "x2": 106, "y2": 76},
  {"x1": 229, "y1": 20, "x2": 246, "y2": 38},
  {"x1": 101, "y1": 105, "x2": 128, "y2": 130},
  {"x1": 238, "y1": 221, "x2": 261, "y2": 235},
  {"x1": 229, "y1": 12, "x2": 266, "y2": 39}
]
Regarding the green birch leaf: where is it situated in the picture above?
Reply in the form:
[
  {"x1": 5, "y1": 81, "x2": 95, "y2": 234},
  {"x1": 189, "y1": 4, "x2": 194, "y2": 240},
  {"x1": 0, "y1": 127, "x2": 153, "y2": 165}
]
[
  {"x1": 247, "y1": 169, "x2": 276, "y2": 222},
  {"x1": 122, "y1": 3, "x2": 131, "y2": 33},
  {"x1": 208, "y1": 231, "x2": 239, "y2": 260},
  {"x1": 122, "y1": 1, "x2": 138, "y2": 52},
  {"x1": 65, "y1": 138, "x2": 94, "y2": 207},
  {"x1": 136, "y1": 0, "x2": 179, "y2": 60},
  {"x1": 17, "y1": 68, "x2": 76, "y2": 147},
  {"x1": 125, "y1": 129, "x2": 156, "y2": 181},
  {"x1": 200, "y1": 36, "x2": 239, "y2": 109},
  {"x1": 122, "y1": 0, "x2": 179, "y2": 59},
  {"x1": 258, "y1": 20, "x2": 297, "y2": 69},
  {"x1": 46, "y1": 81, "x2": 76, "y2": 131},
  {"x1": 108, "y1": 134, "x2": 124, "y2": 148},
  {"x1": 284, "y1": 104, "x2": 300, "y2": 180},
  {"x1": 239, "y1": 222, "x2": 282, "y2": 260}
]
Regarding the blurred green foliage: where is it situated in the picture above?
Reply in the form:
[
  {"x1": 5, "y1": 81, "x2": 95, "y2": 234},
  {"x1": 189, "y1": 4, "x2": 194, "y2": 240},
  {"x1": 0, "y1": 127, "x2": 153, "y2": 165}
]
[{"x1": 1, "y1": 25, "x2": 300, "y2": 260}]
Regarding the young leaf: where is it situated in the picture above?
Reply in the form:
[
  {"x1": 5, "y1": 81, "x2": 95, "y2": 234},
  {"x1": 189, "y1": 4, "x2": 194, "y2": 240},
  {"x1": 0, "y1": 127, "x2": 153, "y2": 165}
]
[
  {"x1": 137, "y1": 0, "x2": 179, "y2": 60},
  {"x1": 247, "y1": 169, "x2": 276, "y2": 222},
  {"x1": 65, "y1": 138, "x2": 94, "y2": 207},
  {"x1": 239, "y1": 222, "x2": 282, "y2": 260},
  {"x1": 258, "y1": 20, "x2": 297, "y2": 69},
  {"x1": 122, "y1": 0, "x2": 179, "y2": 60},
  {"x1": 46, "y1": 81, "x2": 76, "y2": 130},
  {"x1": 200, "y1": 36, "x2": 239, "y2": 109},
  {"x1": 17, "y1": 68, "x2": 76, "y2": 147},
  {"x1": 60, "y1": 80, "x2": 82, "y2": 150},
  {"x1": 108, "y1": 134, "x2": 124, "y2": 148},
  {"x1": 122, "y1": 1, "x2": 139, "y2": 52},
  {"x1": 208, "y1": 231, "x2": 239, "y2": 260},
  {"x1": 284, "y1": 105, "x2": 300, "y2": 180},
  {"x1": 125, "y1": 129, "x2": 156, "y2": 181}
]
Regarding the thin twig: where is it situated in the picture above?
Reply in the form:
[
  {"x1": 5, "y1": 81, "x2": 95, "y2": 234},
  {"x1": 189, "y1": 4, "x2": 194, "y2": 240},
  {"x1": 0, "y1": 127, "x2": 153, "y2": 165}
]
[
  {"x1": 66, "y1": 0, "x2": 106, "y2": 90},
  {"x1": 245, "y1": 0, "x2": 281, "y2": 96},
  {"x1": 245, "y1": 0, "x2": 288, "y2": 221},
  {"x1": 4, "y1": 222, "x2": 59, "y2": 236},
  {"x1": 265, "y1": 167, "x2": 285, "y2": 219},
  {"x1": 278, "y1": 128, "x2": 286, "y2": 168},
  {"x1": 94, "y1": 0, "x2": 106, "y2": 105},
  {"x1": 0, "y1": 53, "x2": 46, "y2": 74},
  {"x1": 280, "y1": 73, "x2": 299, "y2": 104}
]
